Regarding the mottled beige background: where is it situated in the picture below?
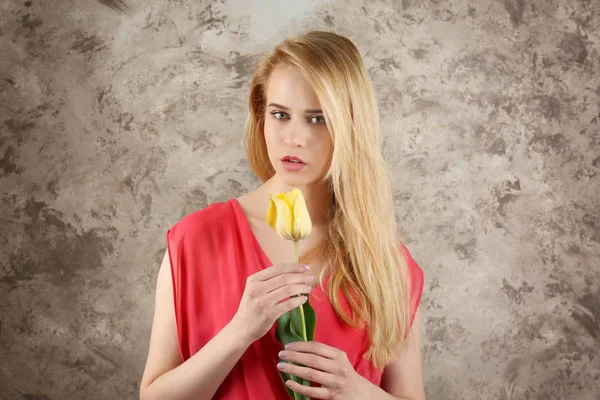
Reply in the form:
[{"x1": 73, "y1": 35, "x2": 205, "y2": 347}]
[{"x1": 1, "y1": 0, "x2": 599, "y2": 399}]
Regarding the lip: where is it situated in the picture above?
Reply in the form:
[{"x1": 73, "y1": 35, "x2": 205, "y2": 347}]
[
  {"x1": 281, "y1": 155, "x2": 307, "y2": 172},
  {"x1": 281, "y1": 155, "x2": 306, "y2": 164}
]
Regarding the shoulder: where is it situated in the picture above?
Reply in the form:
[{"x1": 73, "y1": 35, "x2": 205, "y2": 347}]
[
  {"x1": 167, "y1": 200, "x2": 234, "y2": 242},
  {"x1": 398, "y1": 242, "x2": 423, "y2": 279},
  {"x1": 398, "y1": 241, "x2": 424, "y2": 288},
  {"x1": 398, "y1": 241, "x2": 424, "y2": 322}
]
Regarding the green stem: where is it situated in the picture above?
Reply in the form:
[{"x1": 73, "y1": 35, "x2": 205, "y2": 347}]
[{"x1": 295, "y1": 240, "x2": 307, "y2": 342}]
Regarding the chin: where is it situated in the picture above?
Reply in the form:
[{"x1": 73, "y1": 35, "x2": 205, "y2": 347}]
[
  {"x1": 274, "y1": 170, "x2": 317, "y2": 188},
  {"x1": 281, "y1": 176, "x2": 313, "y2": 188}
]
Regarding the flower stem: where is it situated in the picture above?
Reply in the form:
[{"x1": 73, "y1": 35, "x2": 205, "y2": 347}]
[{"x1": 294, "y1": 240, "x2": 307, "y2": 342}]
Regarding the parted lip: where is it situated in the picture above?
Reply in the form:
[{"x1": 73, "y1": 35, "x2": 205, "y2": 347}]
[{"x1": 281, "y1": 155, "x2": 306, "y2": 164}]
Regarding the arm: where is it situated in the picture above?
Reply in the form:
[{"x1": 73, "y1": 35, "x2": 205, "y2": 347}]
[
  {"x1": 139, "y1": 250, "x2": 253, "y2": 400},
  {"x1": 375, "y1": 309, "x2": 425, "y2": 400}
]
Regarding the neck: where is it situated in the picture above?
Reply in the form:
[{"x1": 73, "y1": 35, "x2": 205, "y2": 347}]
[{"x1": 263, "y1": 175, "x2": 333, "y2": 226}]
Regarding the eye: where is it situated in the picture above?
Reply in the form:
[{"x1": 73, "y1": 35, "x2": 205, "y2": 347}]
[
  {"x1": 310, "y1": 115, "x2": 326, "y2": 124},
  {"x1": 271, "y1": 111, "x2": 288, "y2": 120}
]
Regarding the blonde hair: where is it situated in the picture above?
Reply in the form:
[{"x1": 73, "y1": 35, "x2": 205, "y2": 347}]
[{"x1": 245, "y1": 31, "x2": 411, "y2": 369}]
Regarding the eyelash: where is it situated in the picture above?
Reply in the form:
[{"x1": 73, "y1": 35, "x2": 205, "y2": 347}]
[{"x1": 270, "y1": 111, "x2": 326, "y2": 125}]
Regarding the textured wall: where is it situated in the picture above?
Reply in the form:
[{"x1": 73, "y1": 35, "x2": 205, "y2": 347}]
[{"x1": 1, "y1": 0, "x2": 599, "y2": 399}]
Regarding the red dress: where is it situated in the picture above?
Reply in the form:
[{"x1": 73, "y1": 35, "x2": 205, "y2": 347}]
[{"x1": 166, "y1": 199, "x2": 424, "y2": 399}]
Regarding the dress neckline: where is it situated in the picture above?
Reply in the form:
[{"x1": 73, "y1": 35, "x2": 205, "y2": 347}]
[
  {"x1": 229, "y1": 198, "x2": 274, "y2": 268},
  {"x1": 229, "y1": 198, "x2": 330, "y2": 291}
]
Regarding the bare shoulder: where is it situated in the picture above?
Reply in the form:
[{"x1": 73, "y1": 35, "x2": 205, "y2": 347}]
[
  {"x1": 236, "y1": 188, "x2": 269, "y2": 221},
  {"x1": 170, "y1": 199, "x2": 236, "y2": 240}
]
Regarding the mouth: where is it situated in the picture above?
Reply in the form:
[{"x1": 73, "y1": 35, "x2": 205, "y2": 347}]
[{"x1": 281, "y1": 156, "x2": 306, "y2": 164}]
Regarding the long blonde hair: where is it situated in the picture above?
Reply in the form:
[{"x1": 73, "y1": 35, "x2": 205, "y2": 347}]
[{"x1": 245, "y1": 31, "x2": 411, "y2": 369}]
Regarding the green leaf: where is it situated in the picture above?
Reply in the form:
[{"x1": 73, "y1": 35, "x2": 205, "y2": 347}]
[
  {"x1": 299, "y1": 298, "x2": 317, "y2": 389},
  {"x1": 276, "y1": 311, "x2": 306, "y2": 399},
  {"x1": 275, "y1": 311, "x2": 291, "y2": 342},
  {"x1": 277, "y1": 369, "x2": 295, "y2": 398},
  {"x1": 275, "y1": 313, "x2": 296, "y2": 398},
  {"x1": 289, "y1": 306, "x2": 303, "y2": 338},
  {"x1": 303, "y1": 298, "x2": 317, "y2": 342},
  {"x1": 276, "y1": 311, "x2": 304, "y2": 345},
  {"x1": 275, "y1": 297, "x2": 318, "y2": 400}
]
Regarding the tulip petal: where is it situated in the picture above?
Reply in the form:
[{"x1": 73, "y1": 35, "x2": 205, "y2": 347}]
[
  {"x1": 292, "y1": 189, "x2": 312, "y2": 240},
  {"x1": 288, "y1": 188, "x2": 300, "y2": 204},
  {"x1": 266, "y1": 197, "x2": 279, "y2": 231},
  {"x1": 277, "y1": 192, "x2": 294, "y2": 210},
  {"x1": 268, "y1": 194, "x2": 294, "y2": 240}
]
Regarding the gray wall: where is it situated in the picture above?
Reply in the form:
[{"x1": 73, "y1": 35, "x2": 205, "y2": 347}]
[{"x1": 1, "y1": 0, "x2": 599, "y2": 399}]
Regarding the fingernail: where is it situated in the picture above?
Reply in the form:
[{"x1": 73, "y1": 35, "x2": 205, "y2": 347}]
[
  {"x1": 286, "y1": 380, "x2": 293, "y2": 387},
  {"x1": 285, "y1": 343, "x2": 292, "y2": 350},
  {"x1": 302, "y1": 264, "x2": 310, "y2": 270},
  {"x1": 307, "y1": 275, "x2": 315, "y2": 281},
  {"x1": 278, "y1": 351, "x2": 287, "y2": 359},
  {"x1": 277, "y1": 362, "x2": 286, "y2": 370}
]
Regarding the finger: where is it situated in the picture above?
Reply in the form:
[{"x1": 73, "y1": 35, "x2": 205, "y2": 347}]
[
  {"x1": 277, "y1": 362, "x2": 337, "y2": 388},
  {"x1": 284, "y1": 379, "x2": 329, "y2": 399},
  {"x1": 273, "y1": 295, "x2": 308, "y2": 316},
  {"x1": 285, "y1": 341, "x2": 340, "y2": 360},
  {"x1": 278, "y1": 350, "x2": 337, "y2": 373},
  {"x1": 263, "y1": 272, "x2": 315, "y2": 294},
  {"x1": 252, "y1": 263, "x2": 309, "y2": 281},
  {"x1": 265, "y1": 283, "x2": 313, "y2": 306}
]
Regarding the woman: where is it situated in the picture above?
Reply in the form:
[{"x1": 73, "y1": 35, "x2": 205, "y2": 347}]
[{"x1": 140, "y1": 31, "x2": 425, "y2": 400}]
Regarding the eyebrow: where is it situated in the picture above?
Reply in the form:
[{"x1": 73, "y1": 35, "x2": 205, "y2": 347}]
[{"x1": 267, "y1": 103, "x2": 323, "y2": 114}]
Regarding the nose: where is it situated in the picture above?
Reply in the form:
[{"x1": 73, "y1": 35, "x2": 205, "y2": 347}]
[{"x1": 282, "y1": 119, "x2": 309, "y2": 147}]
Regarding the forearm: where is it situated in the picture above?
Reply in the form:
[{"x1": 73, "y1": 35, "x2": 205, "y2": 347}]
[
  {"x1": 366, "y1": 386, "x2": 407, "y2": 400},
  {"x1": 360, "y1": 375, "x2": 422, "y2": 400},
  {"x1": 141, "y1": 320, "x2": 251, "y2": 400},
  {"x1": 367, "y1": 386, "x2": 416, "y2": 400}
]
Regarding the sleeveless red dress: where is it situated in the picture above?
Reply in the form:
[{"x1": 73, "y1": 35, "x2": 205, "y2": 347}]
[{"x1": 166, "y1": 199, "x2": 424, "y2": 399}]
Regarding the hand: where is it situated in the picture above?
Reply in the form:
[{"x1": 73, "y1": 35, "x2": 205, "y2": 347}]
[
  {"x1": 276, "y1": 341, "x2": 369, "y2": 400},
  {"x1": 231, "y1": 263, "x2": 315, "y2": 344}
]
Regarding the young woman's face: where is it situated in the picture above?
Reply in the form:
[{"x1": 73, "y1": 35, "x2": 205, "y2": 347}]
[{"x1": 263, "y1": 64, "x2": 333, "y2": 188}]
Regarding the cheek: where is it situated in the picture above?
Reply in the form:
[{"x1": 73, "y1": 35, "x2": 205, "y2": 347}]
[
  {"x1": 263, "y1": 119, "x2": 279, "y2": 159},
  {"x1": 264, "y1": 116, "x2": 280, "y2": 140},
  {"x1": 317, "y1": 134, "x2": 333, "y2": 162},
  {"x1": 263, "y1": 119, "x2": 274, "y2": 144}
]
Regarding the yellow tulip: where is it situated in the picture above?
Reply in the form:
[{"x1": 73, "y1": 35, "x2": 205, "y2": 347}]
[
  {"x1": 267, "y1": 188, "x2": 316, "y2": 399},
  {"x1": 266, "y1": 188, "x2": 312, "y2": 241}
]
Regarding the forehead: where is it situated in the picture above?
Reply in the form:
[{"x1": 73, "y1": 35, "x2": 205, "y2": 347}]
[{"x1": 265, "y1": 64, "x2": 321, "y2": 109}]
